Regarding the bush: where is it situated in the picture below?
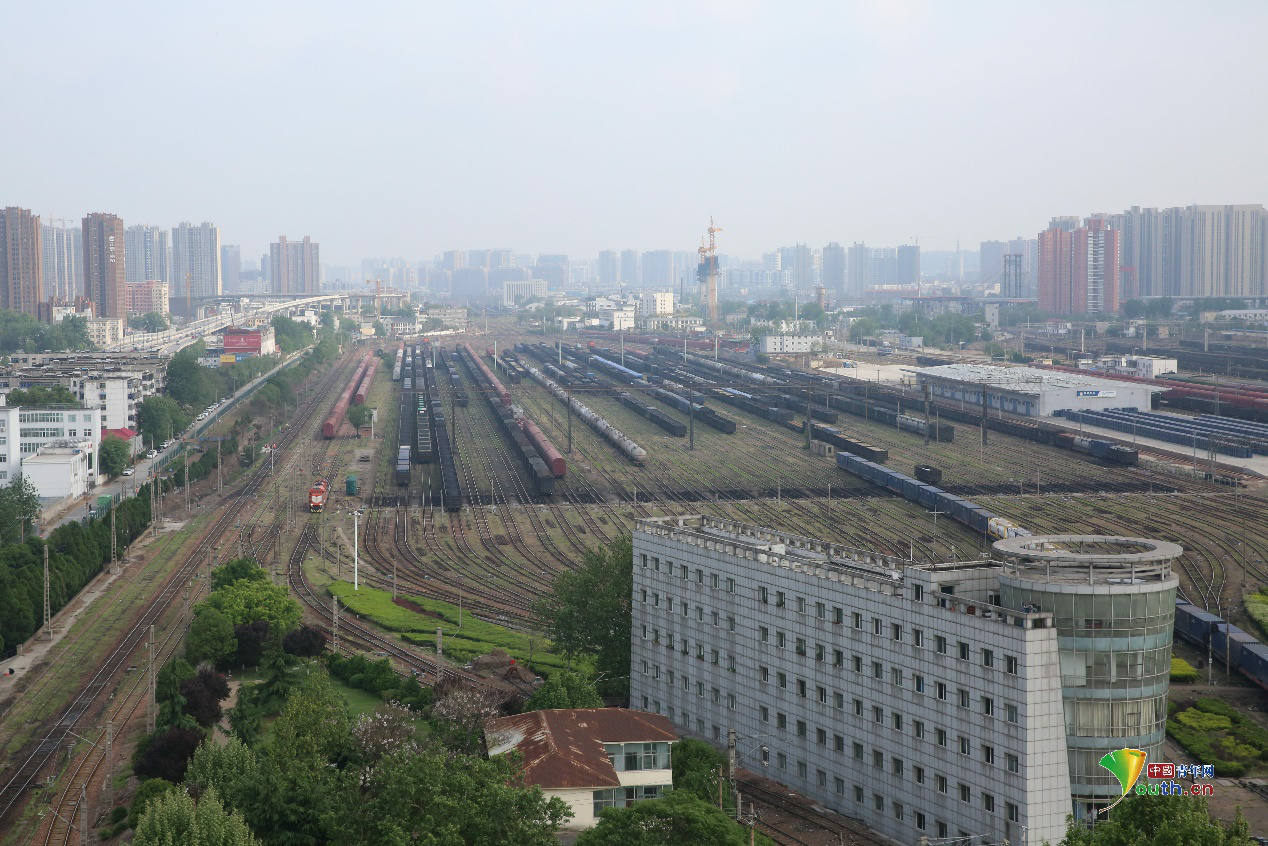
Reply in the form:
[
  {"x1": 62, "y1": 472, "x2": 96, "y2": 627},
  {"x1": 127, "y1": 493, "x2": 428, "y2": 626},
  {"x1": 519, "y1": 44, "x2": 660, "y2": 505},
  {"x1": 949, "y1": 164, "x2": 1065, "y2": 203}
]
[
  {"x1": 1175, "y1": 709, "x2": 1232, "y2": 732},
  {"x1": 128, "y1": 779, "x2": 176, "y2": 830},
  {"x1": 1195, "y1": 698, "x2": 1239, "y2": 719},
  {"x1": 1170, "y1": 656, "x2": 1199, "y2": 683}
]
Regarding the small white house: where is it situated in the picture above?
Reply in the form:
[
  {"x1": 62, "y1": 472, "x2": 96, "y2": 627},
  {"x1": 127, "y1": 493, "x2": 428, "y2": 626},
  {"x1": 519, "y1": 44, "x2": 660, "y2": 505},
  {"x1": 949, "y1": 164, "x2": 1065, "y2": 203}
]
[{"x1": 485, "y1": 708, "x2": 678, "y2": 830}]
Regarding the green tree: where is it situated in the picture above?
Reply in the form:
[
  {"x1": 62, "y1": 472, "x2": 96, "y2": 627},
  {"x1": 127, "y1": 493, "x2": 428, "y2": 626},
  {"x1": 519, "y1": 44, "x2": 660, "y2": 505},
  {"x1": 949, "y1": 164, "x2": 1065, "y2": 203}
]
[
  {"x1": 335, "y1": 746, "x2": 571, "y2": 846},
  {"x1": 210, "y1": 558, "x2": 269, "y2": 592},
  {"x1": 575, "y1": 791, "x2": 760, "y2": 846},
  {"x1": 129, "y1": 778, "x2": 178, "y2": 830},
  {"x1": 129, "y1": 312, "x2": 170, "y2": 333},
  {"x1": 1062, "y1": 793, "x2": 1252, "y2": 846},
  {"x1": 99, "y1": 435, "x2": 132, "y2": 477},
  {"x1": 166, "y1": 345, "x2": 220, "y2": 408},
  {"x1": 134, "y1": 786, "x2": 259, "y2": 846},
  {"x1": 185, "y1": 737, "x2": 260, "y2": 814},
  {"x1": 186, "y1": 605, "x2": 237, "y2": 667},
  {"x1": 138, "y1": 395, "x2": 193, "y2": 448},
  {"x1": 1122, "y1": 299, "x2": 1147, "y2": 319},
  {"x1": 208, "y1": 579, "x2": 302, "y2": 634},
  {"x1": 523, "y1": 670, "x2": 603, "y2": 711},
  {"x1": 671, "y1": 739, "x2": 732, "y2": 812},
  {"x1": 372, "y1": 320, "x2": 386, "y2": 337},
  {"x1": 4, "y1": 385, "x2": 79, "y2": 405},
  {"x1": 0, "y1": 475, "x2": 40, "y2": 543},
  {"x1": 848, "y1": 317, "x2": 880, "y2": 343},
  {"x1": 347, "y1": 404, "x2": 372, "y2": 430},
  {"x1": 534, "y1": 535, "x2": 632, "y2": 699},
  {"x1": 270, "y1": 316, "x2": 315, "y2": 354}
]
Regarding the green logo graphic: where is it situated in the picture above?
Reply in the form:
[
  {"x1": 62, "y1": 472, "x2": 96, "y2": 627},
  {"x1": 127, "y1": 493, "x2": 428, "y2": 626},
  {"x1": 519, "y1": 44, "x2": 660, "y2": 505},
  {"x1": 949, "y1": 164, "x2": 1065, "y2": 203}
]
[{"x1": 1098, "y1": 748, "x2": 1147, "y2": 813}]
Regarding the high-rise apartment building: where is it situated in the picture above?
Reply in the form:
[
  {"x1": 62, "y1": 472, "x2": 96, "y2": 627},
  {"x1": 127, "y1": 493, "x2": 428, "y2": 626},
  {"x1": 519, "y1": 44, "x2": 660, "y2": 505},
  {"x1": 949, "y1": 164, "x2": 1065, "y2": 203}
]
[
  {"x1": 220, "y1": 245, "x2": 241, "y2": 293},
  {"x1": 782, "y1": 244, "x2": 815, "y2": 291},
  {"x1": 171, "y1": 222, "x2": 222, "y2": 305},
  {"x1": 533, "y1": 254, "x2": 569, "y2": 288},
  {"x1": 41, "y1": 221, "x2": 81, "y2": 301},
  {"x1": 597, "y1": 250, "x2": 618, "y2": 287},
  {"x1": 821, "y1": 243, "x2": 846, "y2": 299},
  {"x1": 0, "y1": 207, "x2": 44, "y2": 317},
  {"x1": 846, "y1": 243, "x2": 871, "y2": 298},
  {"x1": 980, "y1": 241, "x2": 1007, "y2": 287},
  {"x1": 641, "y1": 251, "x2": 676, "y2": 288},
  {"x1": 82, "y1": 213, "x2": 126, "y2": 319},
  {"x1": 620, "y1": 250, "x2": 640, "y2": 287},
  {"x1": 896, "y1": 245, "x2": 921, "y2": 287},
  {"x1": 441, "y1": 250, "x2": 466, "y2": 272},
  {"x1": 124, "y1": 225, "x2": 169, "y2": 285},
  {"x1": 270, "y1": 236, "x2": 320, "y2": 295},
  {"x1": 1038, "y1": 217, "x2": 1120, "y2": 315},
  {"x1": 467, "y1": 248, "x2": 513, "y2": 269}
]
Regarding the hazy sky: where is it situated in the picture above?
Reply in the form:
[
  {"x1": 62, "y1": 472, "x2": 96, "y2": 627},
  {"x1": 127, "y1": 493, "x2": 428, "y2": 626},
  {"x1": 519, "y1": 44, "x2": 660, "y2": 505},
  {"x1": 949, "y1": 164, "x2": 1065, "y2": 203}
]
[{"x1": 5, "y1": 1, "x2": 1266, "y2": 265}]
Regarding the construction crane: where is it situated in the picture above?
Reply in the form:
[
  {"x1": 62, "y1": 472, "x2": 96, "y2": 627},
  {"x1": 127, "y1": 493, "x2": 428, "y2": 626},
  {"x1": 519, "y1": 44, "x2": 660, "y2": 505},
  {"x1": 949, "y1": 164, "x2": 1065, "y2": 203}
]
[
  {"x1": 365, "y1": 277, "x2": 383, "y2": 316},
  {"x1": 697, "y1": 218, "x2": 722, "y2": 322}
]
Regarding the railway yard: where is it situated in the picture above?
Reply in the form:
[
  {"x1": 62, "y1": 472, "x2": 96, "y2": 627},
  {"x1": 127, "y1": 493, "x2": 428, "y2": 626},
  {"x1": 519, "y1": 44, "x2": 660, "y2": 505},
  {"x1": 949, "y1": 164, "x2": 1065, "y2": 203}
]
[{"x1": 8, "y1": 321, "x2": 1268, "y2": 845}]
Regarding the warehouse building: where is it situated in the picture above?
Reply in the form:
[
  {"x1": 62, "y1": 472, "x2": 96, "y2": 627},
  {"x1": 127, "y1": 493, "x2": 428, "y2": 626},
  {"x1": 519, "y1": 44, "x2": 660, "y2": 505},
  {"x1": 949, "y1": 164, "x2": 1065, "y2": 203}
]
[
  {"x1": 915, "y1": 363, "x2": 1159, "y2": 417},
  {"x1": 628, "y1": 516, "x2": 1181, "y2": 846}
]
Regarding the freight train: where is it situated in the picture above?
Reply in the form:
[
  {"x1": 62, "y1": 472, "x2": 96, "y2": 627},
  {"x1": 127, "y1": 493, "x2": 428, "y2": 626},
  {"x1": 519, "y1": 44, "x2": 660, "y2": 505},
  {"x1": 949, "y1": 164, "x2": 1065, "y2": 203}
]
[
  {"x1": 1174, "y1": 602, "x2": 1268, "y2": 693},
  {"x1": 526, "y1": 366, "x2": 647, "y2": 465}
]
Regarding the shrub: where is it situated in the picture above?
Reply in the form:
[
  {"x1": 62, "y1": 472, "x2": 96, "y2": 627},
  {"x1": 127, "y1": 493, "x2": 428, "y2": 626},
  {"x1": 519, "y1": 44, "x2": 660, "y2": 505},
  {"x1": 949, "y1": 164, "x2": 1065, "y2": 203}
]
[
  {"x1": 1175, "y1": 709, "x2": 1232, "y2": 732},
  {"x1": 1195, "y1": 698, "x2": 1239, "y2": 719},
  {"x1": 1170, "y1": 656, "x2": 1199, "y2": 683}
]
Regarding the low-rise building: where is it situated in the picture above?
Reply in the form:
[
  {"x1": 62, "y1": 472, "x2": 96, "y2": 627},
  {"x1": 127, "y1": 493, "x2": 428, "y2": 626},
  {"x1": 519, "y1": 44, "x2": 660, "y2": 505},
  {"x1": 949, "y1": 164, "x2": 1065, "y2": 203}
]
[
  {"x1": 22, "y1": 444, "x2": 93, "y2": 500},
  {"x1": 221, "y1": 325, "x2": 278, "y2": 357},
  {"x1": 86, "y1": 318, "x2": 125, "y2": 348},
  {"x1": 916, "y1": 363, "x2": 1159, "y2": 417},
  {"x1": 424, "y1": 307, "x2": 469, "y2": 330},
  {"x1": 126, "y1": 280, "x2": 170, "y2": 315},
  {"x1": 1076, "y1": 355, "x2": 1178, "y2": 380},
  {"x1": 485, "y1": 709, "x2": 678, "y2": 830},
  {"x1": 504, "y1": 279, "x2": 548, "y2": 306},
  {"x1": 638, "y1": 315, "x2": 703, "y2": 333},
  {"x1": 760, "y1": 335, "x2": 817, "y2": 354},
  {"x1": 0, "y1": 396, "x2": 101, "y2": 487}
]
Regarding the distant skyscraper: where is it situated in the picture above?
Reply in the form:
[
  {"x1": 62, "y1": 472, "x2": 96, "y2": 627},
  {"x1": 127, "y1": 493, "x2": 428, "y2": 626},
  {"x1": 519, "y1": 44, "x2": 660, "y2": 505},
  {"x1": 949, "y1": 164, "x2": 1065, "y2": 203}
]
[
  {"x1": 442, "y1": 250, "x2": 466, "y2": 272},
  {"x1": 171, "y1": 222, "x2": 222, "y2": 304},
  {"x1": 82, "y1": 212, "x2": 126, "y2": 319},
  {"x1": 270, "y1": 236, "x2": 320, "y2": 295},
  {"x1": 821, "y1": 243, "x2": 845, "y2": 299},
  {"x1": 619, "y1": 250, "x2": 640, "y2": 287},
  {"x1": 1176, "y1": 205, "x2": 1266, "y2": 298},
  {"x1": 846, "y1": 243, "x2": 871, "y2": 298},
  {"x1": 896, "y1": 245, "x2": 921, "y2": 286},
  {"x1": 641, "y1": 251, "x2": 675, "y2": 288},
  {"x1": 1038, "y1": 217, "x2": 1119, "y2": 315},
  {"x1": 980, "y1": 240, "x2": 1007, "y2": 286},
  {"x1": 597, "y1": 250, "x2": 618, "y2": 286},
  {"x1": 41, "y1": 221, "x2": 81, "y2": 301},
  {"x1": 124, "y1": 225, "x2": 169, "y2": 285},
  {"x1": 534, "y1": 254, "x2": 569, "y2": 288},
  {"x1": 0, "y1": 207, "x2": 44, "y2": 317},
  {"x1": 787, "y1": 243, "x2": 815, "y2": 291},
  {"x1": 220, "y1": 245, "x2": 241, "y2": 292}
]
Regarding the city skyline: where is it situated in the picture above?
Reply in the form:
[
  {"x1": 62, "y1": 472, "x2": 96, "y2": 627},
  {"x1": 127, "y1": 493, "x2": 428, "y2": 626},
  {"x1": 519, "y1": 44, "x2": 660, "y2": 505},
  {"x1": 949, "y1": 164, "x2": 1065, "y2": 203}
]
[{"x1": 4, "y1": 2, "x2": 1267, "y2": 265}]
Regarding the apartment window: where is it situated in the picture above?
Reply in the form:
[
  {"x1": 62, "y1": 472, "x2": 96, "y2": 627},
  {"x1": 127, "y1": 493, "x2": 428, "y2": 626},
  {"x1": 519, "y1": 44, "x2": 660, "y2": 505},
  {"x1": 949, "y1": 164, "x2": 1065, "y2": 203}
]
[
  {"x1": 891, "y1": 623, "x2": 902, "y2": 641},
  {"x1": 916, "y1": 812, "x2": 926, "y2": 832},
  {"x1": 711, "y1": 573, "x2": 719, "y2": 590},
  {"x1": 696, "y1": 682, "x2": 704, "y2": 697},
  {"x1": 711, "y1": 649, "x2": 719, "y2": 665},
  {"x1": 853, "y1": 742, "x2": 863, "y2": 760},
  {"x1": 872, "y1": 750, "x2": 883, "y2": 768},
  {"x1": 652, "y1": 593, "x2": 660, "y2": 607},
  {"x1": 983, "y1": 696, "x2": 995, "y2": 717},
  {"x1": 935, "y1": 635, "x2": 947, "y2": 654},
  {"x1": 760, "y1": 706, "x2": 769, "y2": 723},
  {"x1": 874, "y1": 794, "x2": 884, "y2": 812},
  {"x1": 958, "y1": 688, "x2": 969, "y2": 708},
  {"x1": 727, "y1": 654, "x2": 735, "y2": 672},
  {"x1": 937, "y1": 822, "x2": 949, "y2": 838},
  {"x1": 892, "y1": 757, "x2": 904, "y2": 777},
  {"x1": 983, "y1": 744, "x2": 995, "y2": 765},
  {"x1": 873, "y1": 706, "x2": 883, "y2": 724},
  {"x1": 914, "y1": 765, "x2": 925, "y2": 785},
  {"x1": 796, "y1": 720, "x2": 807, "y2": 738},
  {"x1": 641, "y1": 554, "x2": 648, "y2": 568},
  {"x1": 777, "y1": 672, "x2": 787, "y2": 689},
  {"x1": 913, "y1": 720, "x2": 925, "y2": 739},
  {"x1": 893, "y1": 802, "x2": 904, "y2": 821},
  {"x1": 957, "y1": 641, "x2": 970, "y2": 661},
  {"x1": 817, "y1": 686, "x2": 827, "y2": 704},
  {"x1": 727, "y1": 615, "x2": 735, "y2": 632},
  {"x1": 761, "y1": 747, "x2": 769, "y2": 765},
  {"x1": 959, "y1": 736, "x2": 970, "y2": 756},
  {"x1": 760, "y1": 586, "x2": 769, "y2": 604},
  {"x1": 936, "y1": 682, "x2": 947, "y2": 701},
  {"x1": 891, "y1": 668, "x2": 903, "y2": 687},
  {"x1": 797, "y1": 596, "x2": 806, "y2": 614},
  {"x1": 776, "y1": 631, "x2": 786, "y2": 649},
  {"x1": 817, "y1": 769, "x2": 827, "y2": 788},
  {"x1": 795, "y1": 637, "x2": 807, "y2": 656},
  {"x1": 854, "y1": 785, "x2": 864, "y2": 803},
  {"x1": 682, "y1": 602, "x2": 688, "y2": 618},
  {"x1": 833, "y1": 649, "x2": 844, "y2": 668},
  {"x1": 679, "y1": 564, "x2": 688, "y2": 579},
  {"x1": 682, "y1": 675, "x2": 689, "y2": 691},
  {"x1": 1007, "y1": 753, "x2": 1020, "y2": 774},
  {"x1": 872, "y1": 617, "x2": 882, "y2": 635},
  {"x1": 726, "y1": 577, "x2": 735, "y2": 593},
  {"x1": 1006, "y1": 655, "x2": 1019, "y2": 675},
  {"x1": 982, "y1": 648, "x2": 995, "y2": 668},
  {"x1": 775, "y1": 591, "x2": 785, "y2": 608},
  {"x1": 641, "y1": 625, "x2": 648, "y2": 640},
  {"x1": 697, "y1": 607, "x2": 705, "y2": 623},
  {"x1": 833, "y1": 692, "x2": 844, "y2": 709},
  {"x1": 872, "y1": 661, "x2": 883, "y2": 679},
  {"x1": 777, "y1": 713, "x2": 787, "y2": 730},
  {"x1": 936, "y1": 774, "x2": 948, "y2": 793},
  {"x1": 959, "y1": 783, "x2": 971, "y2": 803},
  {"x1": 777, "y1": 753, "x2": 787, "y2": 771},
  {"x1": 816, "y1": 727, "x2": 827, "y2": 746},
  {"x1": 852, "y1": 612, "x2": 862, "y2": 629},
  {"x1": 936, "y1": 729, "x2": 947, "y2": 747},
  {"x1": 711, "y1": 687, "x2": 720, "y2": 703},
  {"x1": 1007, "y1": 802, "x2": 1019, "y2": 822},
  {"x1": 913, "y1": 584, "x2": 924, "y2": 602},
  {"x1": 853, "y1": 698, "x2": 863, "y2": 716},
  {"x1": 892, "y1": 713, "x2": 903, "y2": 732},
  {"x1": 711, "y1": 611, "x2": 719, "y2": 627},
  {"x1": 641, "y1": 660, "x2": 649, "y2": 674},
  {"x1": 834, "y1": 734, "x2": 845, "y2": 752},
  {"x1": 696, "y1": 569, "x2": 704, "y2": 584},
  {"x1": 816, "y1": 601, "x2": 826, "y2": 619},
  {"x1": 696, "y1": 644, "x2": 704, "y2": 660},
  {"x1": 796, "y1": 679, "x2": 807, "y2": 698},
  {"x1": 759, "y1": 626, "x2": 769, "y2": 643},
  {"x1": 815, "y1": 643, "x2": 825, "y2": 662},
  {"x1": 834, "y1": 607, "x2": 844, "y2": 625},
  {"x1": 913, "y1": 628, "x2": 923, "y2": 648},
  {"x1": 914, "y1": 674, "x2": 925, "y2": 693},
  {"x1": 760, "y1": 665, "x2": 769, "y2": 683},
  {"x1": 1006, "y1": 703, "x2": 1019, "y2": 724},
  {"x1": 640, "y1": 589, "x2": 648, "y2": 603},
  {"x1": 852, "y1": 655, "x2": 862, "y2": 673},
  {"x1": 666, "y1": 597, "x2": 674, "y2": 612},
  {"x1": 835, "y1": 777, "x2": 845, "y2": 796}
]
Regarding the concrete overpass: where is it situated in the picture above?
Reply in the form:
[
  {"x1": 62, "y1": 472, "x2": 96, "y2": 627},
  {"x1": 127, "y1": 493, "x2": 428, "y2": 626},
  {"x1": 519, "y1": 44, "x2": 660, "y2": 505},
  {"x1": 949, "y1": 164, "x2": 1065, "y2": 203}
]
[{"x1": 111, "y1": 294, "x2": 347, "y2": 355}]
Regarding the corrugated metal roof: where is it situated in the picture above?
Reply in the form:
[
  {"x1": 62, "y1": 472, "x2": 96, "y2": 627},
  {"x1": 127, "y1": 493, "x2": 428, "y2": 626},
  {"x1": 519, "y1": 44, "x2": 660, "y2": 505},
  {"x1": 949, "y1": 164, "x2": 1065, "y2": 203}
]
[
  {"x1": 485, "y1": 708, "x2": 678, "y2": 790},
  {"x1": 917, "y1": 363, "x2": 1157, "y2": 395}
]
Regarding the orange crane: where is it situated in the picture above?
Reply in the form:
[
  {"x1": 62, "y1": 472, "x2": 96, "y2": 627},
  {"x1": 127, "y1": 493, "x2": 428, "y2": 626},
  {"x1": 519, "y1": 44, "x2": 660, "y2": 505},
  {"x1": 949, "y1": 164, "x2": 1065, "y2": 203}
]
[
  {"x1": 365, "y1": 276, "x2": 382, "y2": 315},
  {"x1": 697, "y1": 218, "x2": 722, "y2": 322}
]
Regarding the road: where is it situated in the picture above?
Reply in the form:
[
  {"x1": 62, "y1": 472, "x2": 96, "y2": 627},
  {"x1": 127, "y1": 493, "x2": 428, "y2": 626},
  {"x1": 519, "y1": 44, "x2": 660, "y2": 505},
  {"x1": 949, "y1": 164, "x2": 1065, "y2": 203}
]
[{"x1": 110, "y1": 294, "x2": 344, "y2": 355}]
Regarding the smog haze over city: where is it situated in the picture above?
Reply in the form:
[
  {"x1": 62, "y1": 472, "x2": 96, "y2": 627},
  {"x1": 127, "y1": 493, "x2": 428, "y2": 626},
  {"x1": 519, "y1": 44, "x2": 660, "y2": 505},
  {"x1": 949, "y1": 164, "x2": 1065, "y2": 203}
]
[{"x1": 4, "y1": 0, "x2": 1267, "y2": 263}]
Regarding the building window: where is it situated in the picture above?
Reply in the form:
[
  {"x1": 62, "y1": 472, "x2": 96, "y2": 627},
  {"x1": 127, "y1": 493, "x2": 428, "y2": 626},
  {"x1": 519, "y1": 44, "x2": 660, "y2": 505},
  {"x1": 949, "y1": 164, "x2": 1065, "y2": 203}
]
[
  {"x1": 892, "y1": 623, "x2": 902, "y2": 641},
  {"x1": 936, "y1": 682, "x2": 947, "y2": 701},
  {"x1": 1006, "y1": 703, "x2": 1019, "y2": 724},
  {"x1": 892, "y1": 757, "x2": 904, "y2": 778},
  {"x1": 913, "y1": 720, "x2": 924, "y2": 739},
  {"x1": 817, "y1": 768, "x2": 827, "y2": 788},
  {"x1": 1006, "y1": 655, "x2": 1019, "y2": 674},
  {"x1": 817, "y1": 686, "x2": 827, "y2": 704},
  {"x1": 760, "y1": 626, "x2": 769, "y2": 643},
  {"x1": 872, "y1": 661, "x2": 883, "y2": 679},
  {"x1": 834, "y1": 734, "x2": 845, "y2": 752},
  {"x1": 711, "y1": 574, "x2": 719, "y2": 590},
  {"x1": 914, "y1": 674, "x2": 925, "y2": 693},
  {"x1": 872, "y1": 617, "x2": 882, "y2": 635},
  {"x1": 938, "y1": 821, "x2": 948, "y2": 838},
  {"x1": 935, "y1": 636, "x2": 947, "y2": 654},
  {"x1": 696, "y1": 569, "x2": 704, "y2": 584},
  {"x1": 815, "y1": 643, "x2": 825, "y2": 662},
  {"x1": 727, "y1": 654, "x2": 735, "y2": 672},
  {"x1": 835, "y1": 777, "x2": 845, "y2": 796},
  {"x1": 697, "y1": 682, "x2": 704, "y2": 697},
  {"x1": 936, "y1": 774, "x2": 948, "y2": 794},
  {"x1": 727, "y1": 615, "x2": 735, "y2": 632},
  {"x1": 873, "y1": 706, "x2": 884, "y2": 724},
  {"x1": 796, "y1": 720, "x2": 807, "y2": 738},
  {"x1": 936, "y1": 729, "x2": 947, "y2": 747},
  {"x1": 983, "y1": 744, "x2": 995, "y2": 765},
  {"x1": 834, "y1": 607, "x2": 844, "y2": 625},
  {"x1": 777, "y1": 672, "x2": 787, "y2": 689},
  {"x1": 795, "y1": 638, "x2": 807, "y2": 656},
  {"x1": 833, "y1": 649, "x2": 844, "y2": 668},
  {"x1": 833, "y1": 692, "x2": 844, "y2": 709},
  {"x1": 982, "y1": 648, "x2": 995, "y2": 668},
  {"x1": 797, "y1": 596, "x2": 806, "y2": 614},
  {"x1": 959, "y1": 783, "x2": 971, "y2": 803},
  {"x1": 891, "y1": 667, "x2": 903, "y2": 686},
  {"x1": 957, "y1": 641, "x2": 970, "y2": 661},
  {"x1": 958, "y1": 688, "x2": 969, "y2": 708},
  {"x1": 776, "y1": 631, "x2": 786, "y2": 649},
  {"x1": 916, "y1": 812, "x2": 926, "y2": 831},
  {"x1": 777, "y1": 713, "x2": 787, "y2": 730},
  {"x1": 711, "y1": 687, "x2": 720, "y2": 703},
  {"x1": 1007, "y1": 753, "x2": 1019, "y2": 774},
  {"x1": 959, "y1": 736, "x2": 970, "y2": 756},
  {"x1": 983, "y1": 696, "x2": 995, "y2": 717},
  {"x1": 816, "y1": 727, "x2": 827, "y2": 746},
  {"x1": 893, "y1": 801, "x2": 904, "y2": 821},
  {"x1": 1007, "y1": 802, "x2": 1019, "y2": 822},
  {"x1": 697, "y1": 607, "x2": 705, "y2": 622},
  {"x1": 760, "y1": 706, "x2": 769, "y2": 723},
  {"x1": 775, "y1": 591, "x2": 785, "y2": 608},
  {"x1": 760, "y1": 586, "x2": 769, "y2": 604},
  {"x1": 872, "y1": 750, "x2": 883, "y2": 769},
  {"x1": 853, "y1": 698, "x2": 863, "y2": 716},
  {"x1": 852, "y1": 655, "x2": 862, "y2": 673},
  {"x1": 914, "y1": 765, "x2": 925, "y2": 785},
  {"x1": 892, "y1": 713, "x2": 903, "y2": 731},
  {"x1": 679, "y1": 564, "x2": 688, "y2": 579},
  {"x1": 816, "y1": 601, "x2": 826, "y2": 619},
  {"x1": 711, "y1": 610, "x2": 719, "y2": 627},
  {"x1": 852, "y1": 612, "x2": 862, "y2": 629},
  {"x1": 711, "y1": 649, "x2": 719, "y2": 665},
  {"x1": 853, "y1": 742, "x2": 863, "y2": 760},
  {"x1": 854, "y1": 785, "x2": 864, "y2": 803},
  {"x1": 777, "y1": 753, "x2": 787, "y2": 771},
  {"x1": 760, "y1": 665, "x2": 769, "y2": 683}
]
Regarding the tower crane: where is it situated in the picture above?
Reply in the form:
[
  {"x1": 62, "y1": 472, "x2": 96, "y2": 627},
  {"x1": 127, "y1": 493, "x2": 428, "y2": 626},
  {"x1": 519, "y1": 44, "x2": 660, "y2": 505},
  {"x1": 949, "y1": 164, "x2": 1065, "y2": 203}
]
[{"x1": 365, "y1": 277, "x2": 383, "y2": 316}]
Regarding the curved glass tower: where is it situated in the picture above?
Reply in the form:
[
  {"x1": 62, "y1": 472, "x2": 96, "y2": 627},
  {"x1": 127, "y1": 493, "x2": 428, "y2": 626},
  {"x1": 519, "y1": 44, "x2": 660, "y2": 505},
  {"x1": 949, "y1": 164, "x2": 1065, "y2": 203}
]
[{"x1": 993, "y1": 536, "x2": 1182, "y2": 821}]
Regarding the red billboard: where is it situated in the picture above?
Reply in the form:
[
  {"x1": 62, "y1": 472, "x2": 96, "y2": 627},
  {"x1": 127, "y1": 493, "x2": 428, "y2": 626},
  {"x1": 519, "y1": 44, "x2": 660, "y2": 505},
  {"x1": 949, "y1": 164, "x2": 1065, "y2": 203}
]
[{"x1": 223, "y1": 331, "x2": 261, "y2": 353}]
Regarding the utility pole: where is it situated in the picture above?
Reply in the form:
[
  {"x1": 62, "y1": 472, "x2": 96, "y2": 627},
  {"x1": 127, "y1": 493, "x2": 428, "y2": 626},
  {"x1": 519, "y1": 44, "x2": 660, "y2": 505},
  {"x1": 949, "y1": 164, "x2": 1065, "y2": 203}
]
[
  {"x1": 184, "y1": 445, "x2": 191, "y2": 512},
  {"x1": 42, "y1": 544, "x2": 52, "y2": 639},
  {"x1": 103, "y1": 720, "x2": 114, "y2": 811},
  {"x1": 217, "y1": 438, "x2": 222, "y2": 492},
  {"x1": 146, "y1": 625, "x2": 156, "y2": 732},
  {"x1": 436, "y1": 626, "x2": 443, "y2": 657},
  {"x1": 566, "y1": 389, "x2": 573, "y2": 454},
  {"x1": 332, "y1": 596, "x2": 339, "y2": 654},
  {"x1": 924, "y1": 384, "x2": 932, "y2": 447},
  {"x1": 110, "y1": 506, "x2": 120, "y2": 574},
  {"x1": 353, "y1": 511, "x2": 360, "y2": 590},
  {"x1": 727, "y1": 728, "x2": 739, "y2": 819},
  {"x1": 688, "y1": 397, "x2": 695, "y2": 450},
  {"x1": 805, "y1": 386, "x2": 812, "y2": 449}
]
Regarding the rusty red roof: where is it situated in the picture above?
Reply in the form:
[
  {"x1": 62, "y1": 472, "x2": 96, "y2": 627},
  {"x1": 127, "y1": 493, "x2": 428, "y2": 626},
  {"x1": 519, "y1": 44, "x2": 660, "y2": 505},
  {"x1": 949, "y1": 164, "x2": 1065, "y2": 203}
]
[{"x1": 485, "y1": 708, "x2": 678, "y2": 790}]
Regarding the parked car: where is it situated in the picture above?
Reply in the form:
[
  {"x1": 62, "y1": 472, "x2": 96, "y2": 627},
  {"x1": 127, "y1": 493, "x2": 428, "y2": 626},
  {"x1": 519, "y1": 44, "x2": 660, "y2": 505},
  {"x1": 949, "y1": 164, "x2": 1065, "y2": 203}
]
[
  {"x1": 146, "y1": 449, "x2": 158, "y2": 458},
  {"x1": 196, "y1": 413, "x2": 207, "y2": 420},
  {"x1": 122, "y1": 468, "x2": 135, "y2": 476}
]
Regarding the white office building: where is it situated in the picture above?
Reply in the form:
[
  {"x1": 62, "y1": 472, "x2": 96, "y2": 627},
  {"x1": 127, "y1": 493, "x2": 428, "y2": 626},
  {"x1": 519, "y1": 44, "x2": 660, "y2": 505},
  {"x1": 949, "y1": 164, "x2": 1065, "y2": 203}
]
[
  {"x1": 0, "y1": 396, "x2": 101, "y2": 488},
  {"x1": 759, "y1": 335, "x2": 817, "y2": 354},
  {"x1": 629, "y1": 516, "x2": 1181, "y2": 846},
  {"x1": 503, "y1": 278, "x2": 548, "y2": 306},
  {"x1": 639, "y1": 292, "x2": 674, "y2": 316},
  {"x1": 22, "y1": 445, "x2": 93, "y2": 499}
]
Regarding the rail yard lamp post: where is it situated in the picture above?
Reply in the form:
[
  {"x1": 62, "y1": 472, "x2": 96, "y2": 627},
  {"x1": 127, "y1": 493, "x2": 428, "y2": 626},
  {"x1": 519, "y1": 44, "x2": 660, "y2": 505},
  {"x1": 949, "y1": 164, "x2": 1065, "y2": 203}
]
[{"x1": 352, "y1": 510, "x2": 364, "y2": 590}]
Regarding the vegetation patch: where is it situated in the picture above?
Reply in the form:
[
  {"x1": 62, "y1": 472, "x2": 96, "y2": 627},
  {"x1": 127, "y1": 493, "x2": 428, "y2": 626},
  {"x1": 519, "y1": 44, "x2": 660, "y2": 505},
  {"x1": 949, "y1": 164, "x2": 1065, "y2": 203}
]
[
  {"x1": 1170, "y1": 656, "x2": 1199, "y2": 683},
  {"x1": 1243, "y1": 590, "x2": 1268, "y2": 639},
  {"x1": 327, "y1": 581, "x2": 575, "y2": 674},
  {"x1": 1167, "y1": 698, "x2": 1268, "y2": 777}
]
